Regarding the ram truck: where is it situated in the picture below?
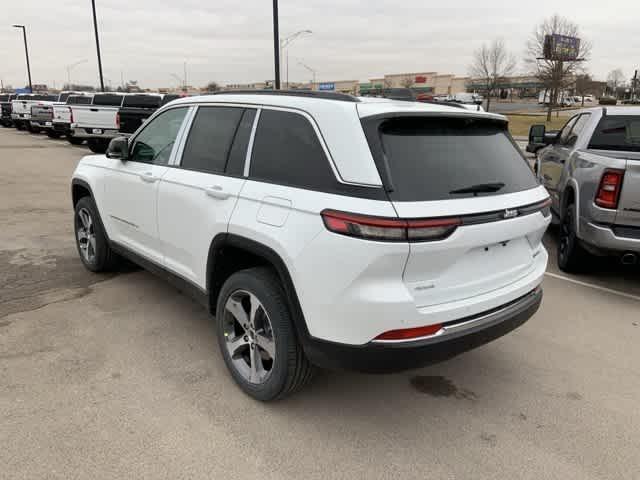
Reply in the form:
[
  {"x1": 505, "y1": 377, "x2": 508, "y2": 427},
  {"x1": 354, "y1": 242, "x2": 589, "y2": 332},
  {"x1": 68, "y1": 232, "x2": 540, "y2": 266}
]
[
  {"x1": 70, "y1": 93, "x2": 125, "y2": 153},
  {"x1": 52, "y1": 94, "x2": 94, "y2": 142},
  {"x1": 117, "y1": 93, "x2": 180, "y2": 135},
  {"x1": 527, "y1": 107, "x2": 640, "y2": 271}
]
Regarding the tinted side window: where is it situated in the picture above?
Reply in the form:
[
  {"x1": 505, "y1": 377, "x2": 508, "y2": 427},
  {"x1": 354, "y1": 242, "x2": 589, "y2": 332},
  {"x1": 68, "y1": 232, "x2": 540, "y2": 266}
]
[
  {"x1": 250, "y1": 109, "x2": 336, "y2": 189},
  {"x1": 181, "y1": 107, "x2": 244, "y2": 174},
  {"x1": 130, "y1": 107, "x2": 188, "y2": 165},
  {"x1": 226, "y1": 109, "x2": 257, "y2": 176},
  {"x1": 93, "y1": 94, "x2": 124, "y2": 106}
]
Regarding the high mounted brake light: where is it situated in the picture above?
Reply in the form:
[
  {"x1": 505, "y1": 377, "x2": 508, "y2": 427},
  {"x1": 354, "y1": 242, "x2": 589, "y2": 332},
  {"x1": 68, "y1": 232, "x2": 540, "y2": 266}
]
[{"x1": 321, "y1": 210, "x2": 461, "y2": 242}]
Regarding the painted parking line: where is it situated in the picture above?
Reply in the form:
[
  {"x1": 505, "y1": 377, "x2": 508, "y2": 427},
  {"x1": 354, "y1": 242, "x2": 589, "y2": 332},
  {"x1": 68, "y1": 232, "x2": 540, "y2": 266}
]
[{"x1": 544, "y1": 271, "x2": 640, "y2": 302}]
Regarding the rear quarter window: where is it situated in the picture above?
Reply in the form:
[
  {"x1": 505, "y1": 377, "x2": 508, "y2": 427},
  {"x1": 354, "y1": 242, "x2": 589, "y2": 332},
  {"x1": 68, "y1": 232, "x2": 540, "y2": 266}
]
[
  {"x1": 364, "y1": 116, "x2": 538, "y2": 201},
  {"x1": 66, "y1": 96, "x2": 92, "y2": 105},
  {"x1": 588, "y1": 115, "x2": 640, "y2": 152},
  {"x1": 249, "y1": 109, "x2": 338, "y2": 190}
]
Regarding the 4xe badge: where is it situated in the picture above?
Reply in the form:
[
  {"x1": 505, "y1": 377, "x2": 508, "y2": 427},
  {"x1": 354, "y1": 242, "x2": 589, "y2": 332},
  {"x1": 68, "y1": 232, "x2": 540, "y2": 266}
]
[{"x1": 503, "y1": 208, "x2": 519, "y2": 219}]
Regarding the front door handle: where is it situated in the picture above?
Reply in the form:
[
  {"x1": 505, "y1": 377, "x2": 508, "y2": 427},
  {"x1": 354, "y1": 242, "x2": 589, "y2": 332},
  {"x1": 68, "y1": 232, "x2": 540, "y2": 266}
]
[
  {"x1": 139, "y1": 171, "x2": 158, "y2": 183},
  {"x1": 205, "y1": 185, "x2": 230, "y2": 200}
]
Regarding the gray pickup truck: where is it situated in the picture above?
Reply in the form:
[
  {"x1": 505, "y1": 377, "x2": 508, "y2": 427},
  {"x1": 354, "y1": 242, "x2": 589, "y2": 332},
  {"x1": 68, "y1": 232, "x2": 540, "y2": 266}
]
[{"x1": 527, "y1": 107, "x2": 640, "y2": 272}]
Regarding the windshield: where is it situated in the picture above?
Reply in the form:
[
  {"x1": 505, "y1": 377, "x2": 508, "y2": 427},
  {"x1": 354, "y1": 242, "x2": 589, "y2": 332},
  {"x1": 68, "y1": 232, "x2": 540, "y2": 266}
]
[
  {"x1": 367, "y1": 116, "x2": 538, "y2": 201},
  {"x1": 588, "y1": 115, "x2": 640, "y2": 152}
]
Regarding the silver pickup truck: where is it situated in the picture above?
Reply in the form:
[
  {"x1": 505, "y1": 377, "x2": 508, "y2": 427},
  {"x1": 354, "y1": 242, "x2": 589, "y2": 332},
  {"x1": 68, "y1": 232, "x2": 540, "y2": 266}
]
[{"x1": 527, "y1": 107, "x2": 640, "y2": 272}]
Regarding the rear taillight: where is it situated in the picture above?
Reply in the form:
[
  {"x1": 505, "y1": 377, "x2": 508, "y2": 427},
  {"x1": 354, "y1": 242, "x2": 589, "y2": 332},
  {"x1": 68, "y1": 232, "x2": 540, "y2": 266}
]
[
  {"x1": 116, "y1": 112, "x2": 120, "y2": 129},
  {"x1": 69, "y1": 108, "x2": 74, "y2": 124},
  {"x1": 374, "y1": 323, "x2": 443, "y2": 341},
  {"x1": 321, "y1": 209, "x2": 460, "y2": 242},
  {"x1": 595, "y1": 169, "x2": 624, "y2": 209}
]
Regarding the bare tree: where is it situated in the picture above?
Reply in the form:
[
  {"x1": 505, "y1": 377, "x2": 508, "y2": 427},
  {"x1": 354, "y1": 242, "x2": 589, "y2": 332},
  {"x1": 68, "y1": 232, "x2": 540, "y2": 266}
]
[
  {"x1": 574, "y1": 73, "x2": 593, "y2": 106},
  {"x1": 607, "y1": 69, "x2": 625, "y2": 98},
  {"x1": 525, "y1": 14, "x2": 591, "y2": 120},
  {"x1": 204, "y1": 81, "x2": 221, "y2": 92},
  {"x1": 400, "y1": 77, "x2": 414, "y2": 89},
  {"x1": 469, "y1": 38, "x2": 516, "y2": 112}
]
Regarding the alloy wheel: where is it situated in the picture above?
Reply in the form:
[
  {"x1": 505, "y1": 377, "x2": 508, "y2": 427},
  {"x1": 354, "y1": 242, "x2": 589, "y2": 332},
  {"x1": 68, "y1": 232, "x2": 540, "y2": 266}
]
[
  {"x1": 222, "y1": 290, "x2": 276, "y2": 384},
  {"x1": 76, "y1": 207, "x2": 97, "y2": 264}
]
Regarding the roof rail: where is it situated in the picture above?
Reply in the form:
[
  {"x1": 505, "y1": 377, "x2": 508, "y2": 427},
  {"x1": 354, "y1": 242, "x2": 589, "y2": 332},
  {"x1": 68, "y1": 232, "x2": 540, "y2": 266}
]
[
  {"x1": 210, "y1": 89, "x2": 361, "y2": 103},
  {"x1": 422, "y1": 100, "x2": 477, "y2": 110}
]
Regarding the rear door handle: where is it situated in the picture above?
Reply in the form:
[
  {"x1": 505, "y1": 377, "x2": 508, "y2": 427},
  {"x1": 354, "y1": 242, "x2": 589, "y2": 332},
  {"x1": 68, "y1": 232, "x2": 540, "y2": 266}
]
[
  {"x1": 139, "y1": 172, "x2": 158, "y2": 183},
  {"x1": 90, "y1": 108, "x2": 99, "y2": 112},
  {"x1": 205, "y1": 185, "x2": 230, "y2": 200}
]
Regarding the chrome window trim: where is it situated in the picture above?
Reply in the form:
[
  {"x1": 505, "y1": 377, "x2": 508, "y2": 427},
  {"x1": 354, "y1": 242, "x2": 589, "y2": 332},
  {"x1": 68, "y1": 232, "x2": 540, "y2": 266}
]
[{"x1": 170, "y1": 106, "x2": 197, "y2": 166}]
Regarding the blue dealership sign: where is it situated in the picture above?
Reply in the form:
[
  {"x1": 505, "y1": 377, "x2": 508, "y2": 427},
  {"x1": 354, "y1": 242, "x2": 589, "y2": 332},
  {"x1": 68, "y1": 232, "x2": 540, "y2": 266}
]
[{"x1": 318, "y1": 82, "x2": 335, "y2": 91}]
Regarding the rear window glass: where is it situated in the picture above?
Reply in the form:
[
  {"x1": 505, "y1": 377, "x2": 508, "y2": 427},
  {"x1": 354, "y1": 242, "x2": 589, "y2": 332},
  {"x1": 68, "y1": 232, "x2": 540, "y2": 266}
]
[
  {"x1": 122, "y1": 95, "x2": 162, "y2": 108},
  {"x1": 0, "y1": 95, "x2": 10, "y2": 102},
  {"x1": 66, "y1": 95, "x2": 92, "y2": 105},
  {"x1": 374, "y1": 117, "x2": 538, "y2": 201},
  {"x1": 588, "y1": 115, "x2": 640, "y2": 152},
  {"x1": 92, "y1": 94, "x2": 124, "y2": 106},
  {"x1": 58, "y1": 93, "x2": 71, "y2": 103},
  {"x1": 161, "y1": 94, "x2": 181, "y2": 105}
]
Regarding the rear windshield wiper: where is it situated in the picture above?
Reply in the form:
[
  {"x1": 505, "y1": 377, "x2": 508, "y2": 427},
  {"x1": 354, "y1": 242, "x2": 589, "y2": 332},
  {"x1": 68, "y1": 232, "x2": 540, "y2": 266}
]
[{"x1": 449, "y1": 182, "x2": 505, "y2": 196}]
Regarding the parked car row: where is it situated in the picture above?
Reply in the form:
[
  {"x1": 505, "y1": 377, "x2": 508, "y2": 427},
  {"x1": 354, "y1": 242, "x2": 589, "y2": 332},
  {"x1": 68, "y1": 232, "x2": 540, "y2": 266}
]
[
  {"x1": 0, "y1": 91, "x2": 180, "y2": 153},
  {"x1": 526, "y1": 106, "x2": 640, "y2": 271}
]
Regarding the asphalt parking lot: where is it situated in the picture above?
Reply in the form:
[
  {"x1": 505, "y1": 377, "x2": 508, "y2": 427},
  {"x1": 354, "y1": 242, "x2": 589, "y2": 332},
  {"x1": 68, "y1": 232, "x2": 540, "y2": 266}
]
[{"x1": 1, "y1": 126, "x2": 640, "y2": 480}]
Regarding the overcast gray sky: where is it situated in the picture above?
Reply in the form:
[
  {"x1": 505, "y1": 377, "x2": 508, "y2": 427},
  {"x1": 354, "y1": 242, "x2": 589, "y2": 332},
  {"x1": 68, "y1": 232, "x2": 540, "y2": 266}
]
[{"x1": 1, "y1": 1, "x2": 637, "y2": 90}]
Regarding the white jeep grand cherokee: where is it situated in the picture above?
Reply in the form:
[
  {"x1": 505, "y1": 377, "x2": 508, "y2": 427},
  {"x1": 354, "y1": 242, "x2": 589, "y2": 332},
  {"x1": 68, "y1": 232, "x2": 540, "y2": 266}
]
[{"x1": 71, "y1": 91, "x2": 551, "y2": 400}]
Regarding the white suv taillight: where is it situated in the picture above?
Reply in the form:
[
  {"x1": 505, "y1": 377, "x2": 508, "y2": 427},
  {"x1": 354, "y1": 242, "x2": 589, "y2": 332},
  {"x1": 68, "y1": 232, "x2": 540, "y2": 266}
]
[
  {"x1": 116, "y1": 112, "x2": 120, "y2": 129},
  {"x1": 595, "y1": 169, "x2": 624, "y2": 209},
  {"x1": 321, "y1": 209, "x2": 460, "y2": 242},
  {"x1": 69, "y1": 108, "x2": 74, "y2": 124}
]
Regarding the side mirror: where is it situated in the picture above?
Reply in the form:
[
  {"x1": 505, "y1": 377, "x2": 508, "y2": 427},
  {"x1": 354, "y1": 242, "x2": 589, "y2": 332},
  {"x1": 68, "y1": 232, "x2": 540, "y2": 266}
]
[
  {"x1": 529, "y1": 124, "x2": 546, "y2": 145},
  {"x1": 106, "y1": 136, "x2": 129, "y2": 160}
]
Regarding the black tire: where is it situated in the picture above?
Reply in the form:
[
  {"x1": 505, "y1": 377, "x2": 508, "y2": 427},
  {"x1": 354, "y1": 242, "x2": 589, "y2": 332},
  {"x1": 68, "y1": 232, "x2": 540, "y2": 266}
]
[
  {"x1": 27, "y1": 124, "x2": 41, "y2": 134},
  {"x1": 216, "y1": 267, "x2": 315, "y2": 401},
  {"x1": 87, "y1": 138, "x2": 108, "y2": 153},
  {"x1": 67, "y1": 135, "x2": 84, "y2": 145},
  {"x1": 15, "y1": 122, "x2": 25, "y2": 131},
  {"x1": 73, "y1": 196, "x2": 120, "y2": 272},
  {"x1": 557, "y1": 201, "x2": 589, "y2": 272},
  {"x1": 46, "y1": 130, "x2": 61, "y2": 139}
]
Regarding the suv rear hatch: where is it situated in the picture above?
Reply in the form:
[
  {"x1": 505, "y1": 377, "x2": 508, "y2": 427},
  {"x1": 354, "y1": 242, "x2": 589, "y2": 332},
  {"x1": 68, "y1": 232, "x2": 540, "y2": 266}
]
[
  {"x1": 360, "y1": 112, "x2": 549, "y2": 308},
  {"x1": 588, "y1": 114, "x2": 640, "y2": 228}
]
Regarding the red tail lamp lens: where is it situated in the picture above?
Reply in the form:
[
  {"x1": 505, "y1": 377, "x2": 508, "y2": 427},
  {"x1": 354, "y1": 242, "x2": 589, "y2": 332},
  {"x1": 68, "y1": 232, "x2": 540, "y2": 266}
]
[{"x1": 374, "y1": 323, "x2": 443, "y2": 341}]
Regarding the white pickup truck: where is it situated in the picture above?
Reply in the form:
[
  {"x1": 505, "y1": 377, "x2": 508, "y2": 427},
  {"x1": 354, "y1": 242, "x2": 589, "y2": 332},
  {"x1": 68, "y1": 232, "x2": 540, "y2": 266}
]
[
  {"x1": 51, "y1": 94, "x2": 94, "y2": 143},
  {"x1": 70, "y1": 93, "x2": 126, "y2": 153},
  {"x1": 11, "y1": 93, "x2": 58, "y2": 131}
]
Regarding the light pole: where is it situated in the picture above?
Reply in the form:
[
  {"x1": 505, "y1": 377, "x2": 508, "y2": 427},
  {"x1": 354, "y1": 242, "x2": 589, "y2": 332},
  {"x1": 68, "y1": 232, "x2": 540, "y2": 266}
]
[
  {"x1": 90, "y1": 0, "x2": 105, "y2": 91},
  {"x1": 280, "y1": 30, "x2": 312, "y2": 89},
  {"x1": 66, "y1": 59, "x2": 88, "y2": 87},
  {"x1": 298, "y1": 61, "x2": 316, "y2": 89},
  {"x1": 272, "y1": 0, "x2": 280, "y2": 90},
  {"x1": 12, "y1": 25, "x2": 32, "y2": 92}
]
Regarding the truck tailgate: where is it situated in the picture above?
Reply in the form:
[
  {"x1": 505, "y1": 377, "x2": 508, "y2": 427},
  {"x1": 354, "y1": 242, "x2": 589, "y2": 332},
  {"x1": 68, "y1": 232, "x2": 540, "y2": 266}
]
[
  {"x1": 618, "y1": 156, "x2": 640, "y2": 227},
  {"x1": 72, "y1": 105, "x2": 119, "y2": 130}
]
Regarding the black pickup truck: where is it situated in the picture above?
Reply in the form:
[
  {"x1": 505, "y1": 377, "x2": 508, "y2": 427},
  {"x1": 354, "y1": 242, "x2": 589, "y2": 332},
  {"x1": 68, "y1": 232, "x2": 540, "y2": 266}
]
[
  {"x1": 117, "y1": 94, "x2": 180, "y2": 135},
  {"x1": 0, "y1": 94, "x2": 17, "y2": 127}
]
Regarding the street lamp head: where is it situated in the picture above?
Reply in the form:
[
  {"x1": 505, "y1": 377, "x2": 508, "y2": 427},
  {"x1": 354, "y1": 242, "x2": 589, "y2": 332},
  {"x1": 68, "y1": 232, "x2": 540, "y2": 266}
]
[{"x1": 12, "y1": 24, "x2": 25, "y2": 28}]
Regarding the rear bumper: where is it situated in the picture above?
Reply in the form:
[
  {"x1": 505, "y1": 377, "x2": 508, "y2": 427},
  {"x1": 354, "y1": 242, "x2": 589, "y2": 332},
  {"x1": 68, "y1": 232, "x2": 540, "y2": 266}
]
[
  {"x1": 303, "y1": 288, "x2": 542, "y2": 372},
  {"x1": 30, "y1": 120, "x2": 53, "y2": 128},
  {"x1": 71, "y1": 127, "x2": 119, "y2": 139},
  {"x1": 581, "y1": 222, "x2": 640, "y2": 254}
]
